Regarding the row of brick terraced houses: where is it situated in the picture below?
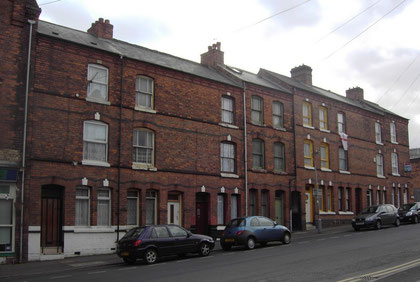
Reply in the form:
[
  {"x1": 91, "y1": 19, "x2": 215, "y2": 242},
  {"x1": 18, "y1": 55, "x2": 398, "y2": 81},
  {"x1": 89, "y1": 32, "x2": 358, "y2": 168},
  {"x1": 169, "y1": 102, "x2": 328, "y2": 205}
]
[{"x1": 0, "y1": 0, "x2": 413, "y2": 263}]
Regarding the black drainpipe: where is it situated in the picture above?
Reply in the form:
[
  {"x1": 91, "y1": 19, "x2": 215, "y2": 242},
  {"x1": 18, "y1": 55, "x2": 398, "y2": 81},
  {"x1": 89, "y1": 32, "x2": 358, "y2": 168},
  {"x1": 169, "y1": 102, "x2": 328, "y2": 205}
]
[
  {"x1": 291, "y1": 87, "x2": 298, "y2": 231},
  {"x1": 117, "y1": 55, "x2": 124, "y2": 241}
]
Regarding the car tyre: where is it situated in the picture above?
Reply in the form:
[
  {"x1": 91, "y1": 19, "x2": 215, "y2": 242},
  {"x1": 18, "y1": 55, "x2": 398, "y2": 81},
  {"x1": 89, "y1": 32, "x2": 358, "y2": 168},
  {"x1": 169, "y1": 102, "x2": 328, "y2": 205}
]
[
  {"x1": 413, "y1": 216, "x2": 419, "y2": 224},
  {"x1": 246, "y1": 237, "x2": 256, "y2": 250},
  {"x1": 282, "y1": 232, "x2": 291, "y2": 244},
  {"x1": 221, "y1": 244, "x2": 232, "y2": 251},
  {"x1": 123, "y1": 257, "x2": 136, "y2": 264},
  {"x1": 199, "y1": 242, "x2": 211, "y2": 256},
  {"x1": 144, "y1": 248, "x2": 158, "y2": 264},
  {"x1": 374, "y1": 220, "x2": 382, "y2": 230},
  {"x1": 394, "y1": 218, "x2": 400, "y2": 227}
]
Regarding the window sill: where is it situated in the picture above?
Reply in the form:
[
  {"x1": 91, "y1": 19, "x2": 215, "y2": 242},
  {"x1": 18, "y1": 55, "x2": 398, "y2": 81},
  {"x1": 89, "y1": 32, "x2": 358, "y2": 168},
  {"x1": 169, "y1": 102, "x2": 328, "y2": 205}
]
[
  {"x1": 319, "y1": 211, "x2": 336, "y2": 215},
  {"x1": 274, "y1": 126, "x2": 287, "y2": 132},
  {"x1": 134, "y1": 106, "x2": 156, "y2": 114},
  {"x1": 338, "y1": 211, "x2": 354, "y2": 215},
  {"x1": 251, "y1": 122, "x2": 266, "y2": 127},
  {"x1": 70, "y1": 226, "x2": 115, "y2": 233},
  {"x1": 220, "y1": 173, "x2": 239, "y2": 178},
  {"x1": 320, "y1": 129, "x2": 330, "y2": 133},
  {"x1": 377, "y1": 175, "x2": 386, "y2": 179},
  {"x1": 303, "y1": 125, "x2": 315, "y2": 130},
  {"x1": 376, "y1": 142, "x2": 384, "y2": 146},
  {"x1": 273, "y1": 170, "x2": 287, "y2": 175},
  {"x1": 339, "y1": 170, "x2": 351, "y2": 175},
  {"x1": 391, "y1": 141, "x2": 399, "y2": 145},
  {"x1": 132, "y1": 163, "x2": 157, "y2": 171},
  {"x1": 82, "y1": 160, "x2": 110, "y2": 167},
  {"x1": 86, "y1": 97, "x2": 111, "y2": 105},
  {"x1": 251, "y1": 168, "x2": 267, "y2": 173},
  {"x1": 304, "y1": 166, "x2": 315, "y2": 170},
  {"x1": 392, "y1": 173, "x2": 401, "y2": 177},
  {"x1": 321, "y1": 168, "x2": 332, "y2": 172},
  {"x1": 219, "y1": 123, "x2": 239, "y2": 129}
]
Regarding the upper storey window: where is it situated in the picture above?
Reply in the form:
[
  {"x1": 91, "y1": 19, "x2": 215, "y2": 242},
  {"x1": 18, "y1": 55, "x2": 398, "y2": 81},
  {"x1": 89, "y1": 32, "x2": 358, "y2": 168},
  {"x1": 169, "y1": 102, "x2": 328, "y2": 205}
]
[
  {"x1": 337, "y1": 112, "x2": 345, "y2": 134},
  {"x1": 272, "y1": 102, "x2": 284, "y2": 129},
  {"x1": 87, "y1": 64, "x2": 108, "y2": 103},
  {"x1": 302, "y1": 102, "x2": 312, "y2": 127},
  {"x1": 375, "y1": 122, "x2": 382, "y2": 144},
  {"x1": 136, "y1": 76, "x2": 154, "y2": 110},
  {"x1": 319, "y1": 107, "x2": 328, "y2": 130},
  {"x1": 221, "y1": 96, "x2": 234, "y2": 124},
  {"x1": 251, "y1": 96, "x2": 263, "y2": 125},
  {"x1": 390, "y1": 122, "x2": 397, "y2": 143},
  {"x1": 83, "y1": 121, "x2": 108, "y2": 165}
]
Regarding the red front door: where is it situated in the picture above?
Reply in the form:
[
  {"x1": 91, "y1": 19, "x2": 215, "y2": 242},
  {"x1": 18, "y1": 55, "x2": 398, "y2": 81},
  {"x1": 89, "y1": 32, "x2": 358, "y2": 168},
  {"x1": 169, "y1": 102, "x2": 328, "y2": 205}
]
[{"x1": 196, "y1": 193, "x2": 209, "y2": 235}]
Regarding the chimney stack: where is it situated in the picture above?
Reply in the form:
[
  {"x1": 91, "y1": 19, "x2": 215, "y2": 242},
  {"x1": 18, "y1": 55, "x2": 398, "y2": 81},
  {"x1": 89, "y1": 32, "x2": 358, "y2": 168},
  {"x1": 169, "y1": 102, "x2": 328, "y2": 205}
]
[
  {"x1": 290, "y1": 65, "x2": 312, "y2": 85},
  {"x1": 87, "y1": 18, "x2": 113, "y2": 39},
  {"x1": 346, "y1": 87, "x2": 364, "y2": 101},
  {"x1": 201, "y1": 42, "x2": 224, "y2": 68}
]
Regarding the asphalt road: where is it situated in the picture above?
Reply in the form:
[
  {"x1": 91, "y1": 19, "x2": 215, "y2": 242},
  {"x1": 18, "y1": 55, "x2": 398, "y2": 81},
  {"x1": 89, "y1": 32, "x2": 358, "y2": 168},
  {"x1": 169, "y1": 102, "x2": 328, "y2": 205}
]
[{"x1": 3, "y1": 223, "x2": 420, "y2": 282}]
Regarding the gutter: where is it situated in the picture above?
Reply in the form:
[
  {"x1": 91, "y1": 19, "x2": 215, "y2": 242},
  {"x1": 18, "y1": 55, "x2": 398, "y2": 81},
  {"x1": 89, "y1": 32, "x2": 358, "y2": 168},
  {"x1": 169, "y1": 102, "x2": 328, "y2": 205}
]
[
  {"x1": 242, "y1": 82, "x2": 248, "y2": 216},
  {"x1": 20, "y1": 19, "x2": 36, "y2": 263}
]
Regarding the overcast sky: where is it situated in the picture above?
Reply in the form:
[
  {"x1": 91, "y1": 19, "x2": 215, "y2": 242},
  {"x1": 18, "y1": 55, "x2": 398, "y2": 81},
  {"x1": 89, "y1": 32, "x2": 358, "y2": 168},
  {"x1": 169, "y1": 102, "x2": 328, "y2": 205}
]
[{"x1": 38, "y1": 0, "x2": 420, "y2": 149}]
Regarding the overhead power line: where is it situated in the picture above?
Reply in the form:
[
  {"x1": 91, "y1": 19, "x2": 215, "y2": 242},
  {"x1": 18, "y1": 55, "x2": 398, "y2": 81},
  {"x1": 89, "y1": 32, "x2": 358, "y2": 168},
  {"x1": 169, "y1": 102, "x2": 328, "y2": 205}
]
[
  {"x1": 389, "y1": 71, "x2": 420, "y2": 111},
  {"x1": 324, "y1": 0, "x2": 409, "y2": 60},
  {"x1": 39, "y1": 0, "x2": 62, "y2": 6},
  {"x1": 315, "y1": 0, "x2": 383, "y2": 44}
]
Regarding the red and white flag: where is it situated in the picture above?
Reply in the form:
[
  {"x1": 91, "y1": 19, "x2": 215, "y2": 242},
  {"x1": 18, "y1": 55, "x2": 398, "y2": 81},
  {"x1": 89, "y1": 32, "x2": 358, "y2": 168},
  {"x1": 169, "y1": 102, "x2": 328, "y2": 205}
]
[{"x1": 340, "y1": 132, "x2": 348, "y2": 151}]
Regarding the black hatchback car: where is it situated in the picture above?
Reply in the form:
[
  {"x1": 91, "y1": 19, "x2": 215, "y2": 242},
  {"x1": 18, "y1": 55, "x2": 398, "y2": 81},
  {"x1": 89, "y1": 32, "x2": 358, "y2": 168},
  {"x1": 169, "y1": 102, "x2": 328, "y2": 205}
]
[
  {"x1": 398, "y1": 202, "x2": 420, "y2": 224},
  {"x1": 117, "y1": 224, "x2": 215, "y2": 264},
  {"x1": 352, "y1": 204, "x2": 400, "y2": 231}
]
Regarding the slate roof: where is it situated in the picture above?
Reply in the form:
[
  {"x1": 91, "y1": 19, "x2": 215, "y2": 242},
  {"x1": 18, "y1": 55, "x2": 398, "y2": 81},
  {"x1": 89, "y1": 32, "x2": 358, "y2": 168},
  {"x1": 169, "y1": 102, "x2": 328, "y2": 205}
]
[
  {"x1": 260, "y1": 68, "x2": 407, "y2": 119},
  {"x1": 218, "y1": 65, "x2": 291, "y2": 94},
  {"x1": 37, "y1": 20, "x2": 239, "y2": 87}
]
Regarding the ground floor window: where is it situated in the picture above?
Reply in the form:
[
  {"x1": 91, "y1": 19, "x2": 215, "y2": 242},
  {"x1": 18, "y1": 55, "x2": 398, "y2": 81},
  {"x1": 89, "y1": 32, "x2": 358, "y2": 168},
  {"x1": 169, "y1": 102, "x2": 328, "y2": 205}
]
[
  {"x1": 75, "y1": 187, "x2": 90, "y2": 226},
  {"x1": 231, "y1": 194, "x2": 238, "y2": 219},
  {"x1": 376, "y1": 190, "x2": 380, "y2": 205},
  {"x1": 97, "y1": 188, "x2": 111, "y2": 226},
  {"x1": 127, "y1": 190, "x2": 139, "y2": 226},
  {"x1": 261, "y1": 190, "x2": 269, "y2": 217},
  {"x1": 367, "y1": 190, "x2": 372, "y2": 207},
  {"x1": 249, "y1": 190, "x2": 257, "y2": 216},
  {"x1": 0, "y1": 183, "x2": 15, "y2": 252},
  {"x1": 338, "y1": 187, "x2": 343, "y2": 211},
  {"x1": 146, "y1": 191, "x2": 157, "y2": 225},
  {"x1": 217, "y1": 194, "x2": 225, "y2": 225},
  {"x1": 345, "y1": 188, "x2": 351, "y2": 211}
]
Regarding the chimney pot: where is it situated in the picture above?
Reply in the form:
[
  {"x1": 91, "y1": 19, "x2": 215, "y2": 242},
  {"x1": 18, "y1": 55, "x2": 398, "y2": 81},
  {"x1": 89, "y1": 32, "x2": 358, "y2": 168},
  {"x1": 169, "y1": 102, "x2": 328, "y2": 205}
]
[
  {"x1": 201, "y1": 42, "x2": 224, "y2": 68},
  {"x1": 346, "y1": 87, "x2": 364, "y2": 101},
  {"x1": 87, "y1": 18, "x2": 113, "y2": 39}
]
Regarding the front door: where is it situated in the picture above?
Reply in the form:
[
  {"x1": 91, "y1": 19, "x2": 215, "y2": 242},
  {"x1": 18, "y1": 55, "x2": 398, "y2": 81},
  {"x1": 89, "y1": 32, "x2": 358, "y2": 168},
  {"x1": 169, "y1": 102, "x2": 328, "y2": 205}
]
[
  {"x1": 275, "y1": 193, "x2": 284, "y2": 225},
  {"x1": 305, "y1": 192, "x2": 312, "y2": 224},
  {"x1": 41, "y1": 185, "x2": 63, "y2": 254},
  {"x1": 168, "y1": 202, "x2": 180, "y2": 225},
  {"x1": 355, "y1": 188, "x2": 362, "y2": 214},
  {"x1": 196, "y1": 193, "x2": 209, "y2": 235}
]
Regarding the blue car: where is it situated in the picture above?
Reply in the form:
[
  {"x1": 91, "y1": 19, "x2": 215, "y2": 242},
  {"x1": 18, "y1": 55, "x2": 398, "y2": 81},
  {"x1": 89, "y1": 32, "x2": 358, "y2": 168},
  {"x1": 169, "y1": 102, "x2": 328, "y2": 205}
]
[{"x1": 220, "y1": 216, "x2": 291, "y2": 250}]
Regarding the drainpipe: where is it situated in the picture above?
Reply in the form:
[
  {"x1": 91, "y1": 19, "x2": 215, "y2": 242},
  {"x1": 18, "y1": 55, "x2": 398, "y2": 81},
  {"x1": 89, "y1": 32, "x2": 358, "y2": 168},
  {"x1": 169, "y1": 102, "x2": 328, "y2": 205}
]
[
  {"x1": 20, "y1": 19, "x2": 36, "y2": 263},
  {"x1": 117, "y1": 55, "x2": 124, "y2": 242},
  {"x1": 242, "y1": 82, "x2": 248, "y2": 216},
  {"x1": 291, "y1": 87, "x2": 298, "y2": 231}
]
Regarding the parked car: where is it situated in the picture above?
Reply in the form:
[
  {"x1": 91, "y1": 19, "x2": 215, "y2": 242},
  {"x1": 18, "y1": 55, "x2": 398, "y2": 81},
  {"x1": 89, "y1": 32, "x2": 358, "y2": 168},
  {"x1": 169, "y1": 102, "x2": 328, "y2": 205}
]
[
  {"x1": 352, "y1": 204, "x2": 400, "y2": 231},
  {"x1": 117, "y1": 224, "x2": 215, "y2": 264},
  {"x1": 220, "y1": 216, "x2": 291, "y2": 250},
  {"x1": 398, "y1": 202, "x2": 420, "y2": 224}
]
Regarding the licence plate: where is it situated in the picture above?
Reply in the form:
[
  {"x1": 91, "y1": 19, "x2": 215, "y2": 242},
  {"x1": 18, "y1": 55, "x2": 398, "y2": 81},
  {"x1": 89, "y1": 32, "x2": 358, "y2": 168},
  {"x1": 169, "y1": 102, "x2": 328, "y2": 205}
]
[
  {"x1": 224, "y1": 238, "x2": 235, "y2": 243},
  {"x1": 356, "y1": 222, "x2": 364, "y2": 225},
  {"x1": 121, "y1": 251, "x2": 129, "y2": 257}
]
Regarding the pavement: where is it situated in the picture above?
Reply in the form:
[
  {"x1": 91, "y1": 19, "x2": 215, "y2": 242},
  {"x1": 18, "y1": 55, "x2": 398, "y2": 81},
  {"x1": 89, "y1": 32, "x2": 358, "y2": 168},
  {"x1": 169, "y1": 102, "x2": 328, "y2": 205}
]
[{"x1": 0, "y1": 224, "x2": 353, "y2": 279}]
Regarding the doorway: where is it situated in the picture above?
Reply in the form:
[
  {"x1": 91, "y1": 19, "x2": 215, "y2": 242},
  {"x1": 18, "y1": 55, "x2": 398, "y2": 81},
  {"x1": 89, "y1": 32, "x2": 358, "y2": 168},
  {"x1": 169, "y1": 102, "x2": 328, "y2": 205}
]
[
  {"x1": 355, "y1": 188, "x2": 362, "y2": 214},
  {"x1": 195, "y1": 193, "x2": 209, "y2": 235},
  {"x1": 41, "y1": 185, "x2": 63, "y2": 254},
  {"x1": 275, "y1": 190, "x2": 284, "y2": 225}
]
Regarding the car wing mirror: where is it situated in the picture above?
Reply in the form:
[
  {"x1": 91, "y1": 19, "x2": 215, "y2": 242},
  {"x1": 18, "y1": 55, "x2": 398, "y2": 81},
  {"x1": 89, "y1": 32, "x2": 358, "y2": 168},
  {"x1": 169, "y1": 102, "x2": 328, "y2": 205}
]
[
  {"x1": 273, "y1": 221, "x2": 278, "y2": 226},
  {"x1": 187, "y1": 231, "x2": 192, "y2": 238}
]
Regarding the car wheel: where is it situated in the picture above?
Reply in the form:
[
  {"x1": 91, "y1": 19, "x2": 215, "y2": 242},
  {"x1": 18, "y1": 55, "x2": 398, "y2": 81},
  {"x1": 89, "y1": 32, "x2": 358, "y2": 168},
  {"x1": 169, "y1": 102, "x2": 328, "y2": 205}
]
[
  {"x1": 394, "y1": 218, "x2": 400, "y2": 227},
  {"x1": 199, "y1": 242, "x2": 211, "y2": 256},
  {"x1": 413, "y1": 216, "x2": 419, "y2": 224},
  {"x1": 143, "y1": 248, "x2": 158, "y2": 264},
  {"x1": 123, "y1": 257, "x2": 136, "y2": 264},
  {"x1": 375, "y1": 220, "x2": 382, "y2": 230},
  {"x1": 246, "y1": 237, "x2": 256, "y2": 250},
  {"x1": 282, "y1": 232, "x2": 291, "y2": 244},
  {"x1": 221, "y1": 244, "x2": 232, "y2": 251}
]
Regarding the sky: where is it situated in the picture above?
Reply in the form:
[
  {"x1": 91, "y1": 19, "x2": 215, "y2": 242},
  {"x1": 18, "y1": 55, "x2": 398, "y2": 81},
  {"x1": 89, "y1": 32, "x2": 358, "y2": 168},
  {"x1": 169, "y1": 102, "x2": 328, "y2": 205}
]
[{"x1": 38, "y1": 0, "x2": 420, "y2": 149}]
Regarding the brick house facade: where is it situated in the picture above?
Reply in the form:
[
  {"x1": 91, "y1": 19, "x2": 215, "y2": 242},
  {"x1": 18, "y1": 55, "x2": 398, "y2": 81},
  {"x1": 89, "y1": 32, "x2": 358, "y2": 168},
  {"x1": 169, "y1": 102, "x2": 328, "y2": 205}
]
[{"x1": 1, "y1": 0, "x2": 412, "y2": 263}]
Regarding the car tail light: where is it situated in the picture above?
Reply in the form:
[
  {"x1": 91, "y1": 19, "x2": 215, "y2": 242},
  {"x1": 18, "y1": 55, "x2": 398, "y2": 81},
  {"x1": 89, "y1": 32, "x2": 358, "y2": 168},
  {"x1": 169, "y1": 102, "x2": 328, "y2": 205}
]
[
  {"x1": 133, "y1": 240, "x2": 142, "y2": 247},
  {"x1": 236, "y1": 230, "x2": 244, "y2": 236}
]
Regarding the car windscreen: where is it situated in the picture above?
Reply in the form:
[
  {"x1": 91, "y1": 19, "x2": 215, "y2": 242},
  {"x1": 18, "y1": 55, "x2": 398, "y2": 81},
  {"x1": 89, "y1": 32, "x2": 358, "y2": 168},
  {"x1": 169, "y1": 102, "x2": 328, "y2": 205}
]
[
  {"x1": 399, "y1": 203, "x2": 415, "y2": 211},
  {"x1": 227, "y1": 218, "x2": 245, "y2": 227},
  {"x1": 361, "y1": 206, "x2": 379, "y2": 214},
  {"x1": 122, "y1": 227, "x2": 145, "y2": 239}
]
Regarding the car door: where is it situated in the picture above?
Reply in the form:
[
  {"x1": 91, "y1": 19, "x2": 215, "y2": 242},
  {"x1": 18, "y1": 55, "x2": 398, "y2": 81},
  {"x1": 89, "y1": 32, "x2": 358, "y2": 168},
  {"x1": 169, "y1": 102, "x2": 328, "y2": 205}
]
[
  {"x1": 167, "y1": 225, "x2": 196, "y2": 254},
  {"x1": 257, "y1": 217, "x2": 277, "y2": 242},
  {"x1": 249, "y1": 217, "x2": 265, "y2": 241},
  {"x1": 153, "y1": 226, "x2": 175, "y2": 255}
]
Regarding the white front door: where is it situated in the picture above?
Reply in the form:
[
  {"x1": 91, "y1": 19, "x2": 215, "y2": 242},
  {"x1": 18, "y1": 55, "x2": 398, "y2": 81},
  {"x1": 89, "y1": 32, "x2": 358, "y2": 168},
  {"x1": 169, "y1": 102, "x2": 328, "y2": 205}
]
[
  {"x1": 168, "y1": 202, "x2": 180, "y2": 225},
  {"x1": 305, "y1": 192, "x2": 312, "y2": 224}
]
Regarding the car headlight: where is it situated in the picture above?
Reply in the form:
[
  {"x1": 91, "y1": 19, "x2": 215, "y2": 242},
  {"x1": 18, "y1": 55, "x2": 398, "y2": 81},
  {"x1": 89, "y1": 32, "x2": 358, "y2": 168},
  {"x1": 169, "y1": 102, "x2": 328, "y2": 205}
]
[
  {"x1": 406, "y1": 211, "x2": 413, "y2": 216},
  {"x1": 365, "y1": 216, "x2": 374, "y2": 221},
  {"x1": 352, "y1": 218, "x2": 356, "y2": 222}
]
